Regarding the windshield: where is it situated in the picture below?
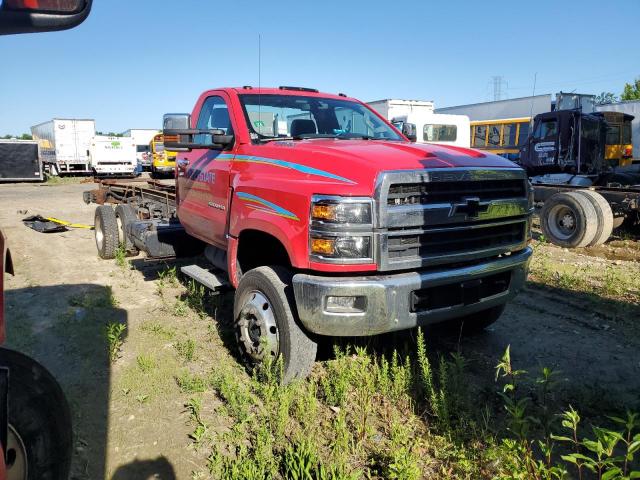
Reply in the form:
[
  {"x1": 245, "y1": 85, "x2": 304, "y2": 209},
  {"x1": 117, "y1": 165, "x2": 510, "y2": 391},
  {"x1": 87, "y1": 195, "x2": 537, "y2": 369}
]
[
  {"x1": 155, "y1": 142, "x2": 164, "y2": 152},
  {"x1": 238, "y1": 94, "x2": 403, "y2": 142}
]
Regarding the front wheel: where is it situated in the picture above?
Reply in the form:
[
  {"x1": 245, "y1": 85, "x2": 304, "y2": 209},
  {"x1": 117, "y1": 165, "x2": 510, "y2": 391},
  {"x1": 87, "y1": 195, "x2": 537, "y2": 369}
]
[
  {"x1": 1, "y1": 348, "x2": 72, "y2": 480},
  {"x1": 233, "y1": 266, "x2": 317, "y2": 383}
]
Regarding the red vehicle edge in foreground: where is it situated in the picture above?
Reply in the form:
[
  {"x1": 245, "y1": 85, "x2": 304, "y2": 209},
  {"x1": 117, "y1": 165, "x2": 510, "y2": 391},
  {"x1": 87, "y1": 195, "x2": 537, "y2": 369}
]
[
  {"x1": 0, "y1": 231, "x2": 72, "y2": 480},
  {"x1": 87, "y1": 86, "x2": 534, "y2": 382}
]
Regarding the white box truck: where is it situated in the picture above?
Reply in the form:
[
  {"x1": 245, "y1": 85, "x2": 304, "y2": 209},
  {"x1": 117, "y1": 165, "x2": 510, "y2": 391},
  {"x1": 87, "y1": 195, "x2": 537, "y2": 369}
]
[
  {"x1": 367, "y1": 99, "x2": 434, "y2": 120},
  {"x1": 121, "y1": 128, "x2": 159, "y2": 171},
  {"x1": 30, "y1": 119, "x2": 95, "y2": 175},
  {"x1": 88, "y1": 136, "x2": 137, "y2": 177},
  {"x1": 368, "y1": 100, "x2": 470, "y2": 148}
]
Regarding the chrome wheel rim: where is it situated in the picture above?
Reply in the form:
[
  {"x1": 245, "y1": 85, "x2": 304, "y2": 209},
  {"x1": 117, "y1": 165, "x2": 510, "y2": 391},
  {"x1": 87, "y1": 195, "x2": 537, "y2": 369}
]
[
  {"x1": 548, "y1": 204, "x2": 577, "y2": 240},
  {"x1": 237, "y1": 290, "x2": 279, "y2": 361},
  {"x1": 116, "y1": 215, "x2": 124, "y2": 245},
  {"x1": 95, "y1": 218, "x2": 104, "y2": 250},
  {"x1": 6, "y1": 424, "x2": 28, "y2": 480}
]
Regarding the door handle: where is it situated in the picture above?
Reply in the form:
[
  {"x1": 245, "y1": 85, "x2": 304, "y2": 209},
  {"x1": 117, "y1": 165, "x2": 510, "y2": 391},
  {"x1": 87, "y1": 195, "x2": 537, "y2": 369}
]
[{"x1": 177, "y1": 159, "x2": 189, "y2": 168}]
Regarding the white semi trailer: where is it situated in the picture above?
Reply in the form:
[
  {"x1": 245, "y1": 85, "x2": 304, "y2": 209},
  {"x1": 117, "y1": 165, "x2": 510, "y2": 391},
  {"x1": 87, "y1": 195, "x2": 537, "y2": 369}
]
[{"x1": 31, "y1": 118, "x2": 95, "y2": 175}]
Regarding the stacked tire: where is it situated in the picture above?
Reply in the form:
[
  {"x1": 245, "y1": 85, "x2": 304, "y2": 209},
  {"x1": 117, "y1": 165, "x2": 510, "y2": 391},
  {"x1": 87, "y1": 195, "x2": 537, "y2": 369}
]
[{"x1": 539, "y1": 190, "x2": 613, "y2": 248}]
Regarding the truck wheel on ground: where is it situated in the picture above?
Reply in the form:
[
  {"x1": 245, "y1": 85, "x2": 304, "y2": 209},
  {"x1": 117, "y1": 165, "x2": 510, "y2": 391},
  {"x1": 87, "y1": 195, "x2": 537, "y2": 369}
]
[
  {"x1": 1, "y1": 348, "x2": 72, "y2": 480},
  {"x1": 114, "y1": 204, "x2": 139, "y2": 256},
  {"x1": 573, "y1": 190, "x2": 613, "y2": 246},
  {"x1": 94, "y1": 205, "x2": 118, "y2": 259},
  {"x1": 539, "y1": 191, "x2": 598, "y2": 248},
  {"x1": 233, "y1": 266, "x2": 317, "y2": 383},
  {"x1": 440, "y1": 304, "x2": 506, "y2": 334},
  {"x1": 612, "y1": 215, "x2": 626, "y2": 230}
]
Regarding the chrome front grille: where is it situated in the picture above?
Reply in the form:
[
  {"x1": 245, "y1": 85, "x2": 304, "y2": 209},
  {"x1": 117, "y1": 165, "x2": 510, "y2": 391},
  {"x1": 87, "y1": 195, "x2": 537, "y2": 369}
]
[
  {"x1": 375, "y1": 168, "x2": 531, "y2": 271},
  {"x1": 387, "y1": 179, "x2": 527, "y2": 206}
]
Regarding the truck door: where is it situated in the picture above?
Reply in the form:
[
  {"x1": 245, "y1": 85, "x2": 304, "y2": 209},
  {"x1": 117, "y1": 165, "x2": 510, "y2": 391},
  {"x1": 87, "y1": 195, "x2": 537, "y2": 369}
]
[{"x1": 177, "y1": 94, "x2": 235, "y2": 248}]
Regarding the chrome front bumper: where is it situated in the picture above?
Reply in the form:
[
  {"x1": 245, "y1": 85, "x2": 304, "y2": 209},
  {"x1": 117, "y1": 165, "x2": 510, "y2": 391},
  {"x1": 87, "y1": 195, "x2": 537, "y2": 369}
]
[{"x1": 292, "y1": 247, "x2": 532, "y2": 336}]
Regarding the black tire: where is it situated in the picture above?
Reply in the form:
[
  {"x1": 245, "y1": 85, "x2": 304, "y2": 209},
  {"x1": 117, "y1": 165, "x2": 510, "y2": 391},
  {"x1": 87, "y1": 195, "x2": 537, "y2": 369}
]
[
  {"x1": 540, "y1": 191, "x2": 598, "y2": 248},
  {"x1": 440, "y1": 304, "x2": 506, "y2": 334},
  {"x1": 114, "y1": 204, "x2": 139, "y2": 256},
  {"x1": 233, "y1": 266, "x2": 317, "y2": 383},
  {"x1": 94, "y1": 205, "x2": 118, "y2": 259},
  {"x1": 612, "y1": 215, "x2": 626, "y2": 230},
  {"x1": 574, "y1": 190, "x2": 613, "y2": 247},
  {"x1": 0, "y1": 348, "x2": 72, "y2": 480}
]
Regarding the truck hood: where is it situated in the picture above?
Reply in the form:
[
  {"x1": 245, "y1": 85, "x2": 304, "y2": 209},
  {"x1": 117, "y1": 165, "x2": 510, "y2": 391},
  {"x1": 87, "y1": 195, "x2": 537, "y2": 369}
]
[{"x1": 258, "y1": 138, "x2": 520, "y2": 189}]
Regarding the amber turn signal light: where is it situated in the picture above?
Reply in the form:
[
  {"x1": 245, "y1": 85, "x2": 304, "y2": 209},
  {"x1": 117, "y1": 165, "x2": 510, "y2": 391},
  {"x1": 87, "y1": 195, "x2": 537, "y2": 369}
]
[{"x1": 310, "y1": 237, "x2": 335, "y2": 255}]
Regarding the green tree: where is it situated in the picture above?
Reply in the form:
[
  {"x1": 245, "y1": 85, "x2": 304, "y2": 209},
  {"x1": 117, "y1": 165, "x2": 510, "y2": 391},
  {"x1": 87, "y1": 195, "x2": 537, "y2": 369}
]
[
  {"x1": 621, "y1": 77, "x2": 640, "y2": 101},
  {"x1": 595, "y1": 92, "x2": 618, "y2": 105},
  {"x1": 20, "y1": 133, "x2": 32, "y2": 140}
]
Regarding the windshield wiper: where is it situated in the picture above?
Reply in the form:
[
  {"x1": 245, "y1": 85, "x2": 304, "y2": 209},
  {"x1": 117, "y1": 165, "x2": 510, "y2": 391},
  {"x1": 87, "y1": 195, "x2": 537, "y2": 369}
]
[
  {"x1": 335, "y1": 134, "x2": 400, "y2": 141},
  {"x1": 257, "y1": 136, "x2": 297, "y2": 143},
  {"x1": 257, "y1": 133, "x2": 339, "y2": 143}
]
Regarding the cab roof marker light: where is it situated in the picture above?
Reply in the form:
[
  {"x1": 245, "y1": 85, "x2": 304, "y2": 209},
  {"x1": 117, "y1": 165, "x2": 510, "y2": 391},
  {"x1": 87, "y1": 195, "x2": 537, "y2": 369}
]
[{"x1": 278, "y1": 86, "x2": 319, "y2": 93}]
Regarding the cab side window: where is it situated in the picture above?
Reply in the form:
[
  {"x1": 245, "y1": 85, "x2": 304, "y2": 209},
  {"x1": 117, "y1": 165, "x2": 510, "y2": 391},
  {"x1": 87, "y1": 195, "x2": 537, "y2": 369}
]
[
  {"x1": 194, "y1": 96, "x2": 233, "y2": 145},
  {"x1": 533, "y1": 120, "x2": 557, "y2": 140}
]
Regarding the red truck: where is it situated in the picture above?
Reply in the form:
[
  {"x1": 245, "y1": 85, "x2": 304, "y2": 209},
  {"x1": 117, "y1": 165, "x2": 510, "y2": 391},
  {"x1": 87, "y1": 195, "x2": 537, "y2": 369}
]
[
  {"x1": 86, "y1": 86, "x2": 534, "y2": 382},
  {"x1": 0, "y1": 231, "x2": 72, "y2": 479}
]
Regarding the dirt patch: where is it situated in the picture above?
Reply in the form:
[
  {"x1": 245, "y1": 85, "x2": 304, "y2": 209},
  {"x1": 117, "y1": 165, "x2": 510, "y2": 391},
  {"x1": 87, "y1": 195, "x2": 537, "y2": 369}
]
[{"x1": 1, "y1": 182, "x2": 639, "y2": 478}]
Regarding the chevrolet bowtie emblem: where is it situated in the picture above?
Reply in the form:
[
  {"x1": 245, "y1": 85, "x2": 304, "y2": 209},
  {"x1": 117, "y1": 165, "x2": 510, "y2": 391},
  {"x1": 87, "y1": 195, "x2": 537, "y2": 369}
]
[{"x1": 452, "y1": 197, "x2": 487, "y2": 218}]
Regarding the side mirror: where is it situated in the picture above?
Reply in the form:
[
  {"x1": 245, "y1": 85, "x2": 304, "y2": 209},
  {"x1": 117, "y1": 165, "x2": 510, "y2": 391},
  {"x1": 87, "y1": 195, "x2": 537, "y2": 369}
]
[
  {"x1": 0, "y1": 0, "x2": 93, "y2": 35},
  {"x1": 401, "y1": 122, "x2": 417, "y2": 142},
  {"x1": 163, "y1": 113, "x2": 234, "y2": 151}
]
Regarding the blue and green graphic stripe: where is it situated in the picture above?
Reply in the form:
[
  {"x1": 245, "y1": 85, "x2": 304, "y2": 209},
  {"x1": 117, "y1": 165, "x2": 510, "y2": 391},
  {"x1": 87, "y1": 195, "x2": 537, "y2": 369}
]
[
  {"x1": 236, "y1": 192, "x2": 299, "y2": 221},
  {"x1": 217, "y1": 153, "x2": 354, "y2": 184}
]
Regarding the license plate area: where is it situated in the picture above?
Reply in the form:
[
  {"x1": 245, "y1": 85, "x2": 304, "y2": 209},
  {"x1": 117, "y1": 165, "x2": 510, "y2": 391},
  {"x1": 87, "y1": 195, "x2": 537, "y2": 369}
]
[{"x1": 410, "y1": 271, "x2": 511, "y2": 312}]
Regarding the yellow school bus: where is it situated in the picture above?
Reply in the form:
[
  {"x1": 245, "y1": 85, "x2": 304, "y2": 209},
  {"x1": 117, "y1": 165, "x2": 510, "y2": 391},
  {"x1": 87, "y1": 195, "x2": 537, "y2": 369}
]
[
  {"x1": 594, "y1": 112, "x2": 634, "y2": 167},
  {"x1": 149, "y1": 133, "x2": 177, "y2": 177},
  {"x1": 470, "y1": 117, "x2": 531, "y2": 162}
]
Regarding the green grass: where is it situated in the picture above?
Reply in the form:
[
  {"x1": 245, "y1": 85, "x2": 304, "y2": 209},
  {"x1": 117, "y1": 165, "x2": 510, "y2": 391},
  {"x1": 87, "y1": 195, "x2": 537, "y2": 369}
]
[
  {"x1": 184, "y1": 331, "x2": 640, "y2": 480},
  {"x1": 136, "y1": 354, "x2": 156, "y2": 373},
  {"x1": 69, "y1": 286, "x2": 118, "y2": 308},
  {"x1": 175, "y1": 371, "x2": 207, "y2": 394},
  {"x1": 175, "y1": 339, "x2": 196, "y2": 361},
  {"x1": 44, "y1": 174, "x2": 86, "y2": 185},
  {"x1": 140, "y1": 321, "x2": 176, "y2": 340},
  {"x1": 114, "y1": 244, "x2": 128, "y2": 269},
  {"x1": 106, "y1": 321, "x2": 126, "y2": 363}
]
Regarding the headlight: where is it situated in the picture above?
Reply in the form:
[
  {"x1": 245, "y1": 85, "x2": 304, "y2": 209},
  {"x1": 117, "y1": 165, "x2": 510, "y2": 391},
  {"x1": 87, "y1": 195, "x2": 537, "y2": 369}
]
[
  {"x1": 311, "y1": 197, "x2": 372, "y2": 225},
  {"x1": 309, "y1": 196, "x2": 375, "y2": 264},
  {"x1": 310, "y1": 235, "x2": 371, "y2": 259}
]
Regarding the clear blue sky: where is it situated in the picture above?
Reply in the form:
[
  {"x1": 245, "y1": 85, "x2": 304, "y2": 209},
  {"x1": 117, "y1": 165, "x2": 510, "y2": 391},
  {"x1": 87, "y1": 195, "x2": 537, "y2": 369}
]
[{"x1": 1, "y1": 0, "x2": 639, "y2": 135}]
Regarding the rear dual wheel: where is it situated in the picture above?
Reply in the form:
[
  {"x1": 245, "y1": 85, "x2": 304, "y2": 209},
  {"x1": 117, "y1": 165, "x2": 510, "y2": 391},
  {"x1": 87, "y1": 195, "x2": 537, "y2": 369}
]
[
  {"x1": 94, "y1": 205, "x2": 138, "y2": 259},
  {"x1": 114, "y1": 205, "x2": 139, "y2": 256},
  {"x1": 540, "y1": 190, "x2": 612, "y2": 248}
]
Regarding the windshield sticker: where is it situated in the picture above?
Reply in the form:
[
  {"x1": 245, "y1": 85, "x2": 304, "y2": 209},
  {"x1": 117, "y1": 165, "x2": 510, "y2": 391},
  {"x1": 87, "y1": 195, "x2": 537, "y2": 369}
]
[{"x1": 254, "y1": 120, "x2": 265, "y2": 127}]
